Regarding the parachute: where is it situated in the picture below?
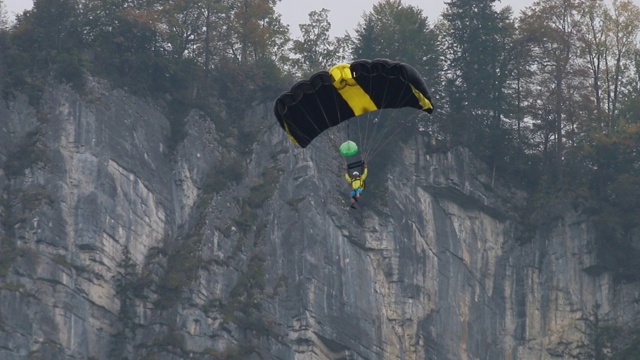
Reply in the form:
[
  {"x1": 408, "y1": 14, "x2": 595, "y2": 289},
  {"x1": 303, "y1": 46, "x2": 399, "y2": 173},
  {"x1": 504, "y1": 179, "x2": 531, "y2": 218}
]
[
  {"x1": 339, "y1": 140, "x2": 358, "y2": 157},
  {"x1": 274, "y1": 59, "x2": 434, "y2": 149}
]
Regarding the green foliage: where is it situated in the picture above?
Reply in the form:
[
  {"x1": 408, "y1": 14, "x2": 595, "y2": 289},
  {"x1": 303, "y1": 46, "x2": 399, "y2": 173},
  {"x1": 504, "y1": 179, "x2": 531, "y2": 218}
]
[
  {"x1": 0, "y1": 237, "x2": 23, "y2": 277},
  {"x1": 202, "y1": 155, "x2": 245, "y2": 195},
  {"x1": 576, "y1": 303, "x2": 615, "y2": 359},
  {"x1": 290, "y1": 9, "x2": 343, "y2": 75},
  {"x1": 54, "y1": 52, "x2": 86, "y2": 92},
  {"x1": 0, "y1": 1, "x2": 8, "y2": 30},
  {"x1": 110, "y1": 247, "x2": 140, "y2": 359},
  {"x1": 52, "y1": 254, "x2": 87, "y2": 273},
  {"x1": 7, "y1": 0, "x2": 85, "y2": 92},
  {"x1": 218, "y1": 254, "x2": 279, "y2": 340},
  {"x1": 10, "y1": 190, "x2": 54, "y2": 227},
  {"x1": 108, "y1": 329, "x2": 129, "y2": 360},
  {"x1": 165, "y1": 98, "x2": 191, "y2": 154},
  {"x1": 0, "y1": 0, "x2": 292, "y2": 137},
  {"x1": 53, "y1": 255, "x2": 73, "y2": 269},
  {"x1": 352, "y1": 0, "x2": 440, "y2": 81},
  {"x1": 203, "y1": 345, "x2": 256, "y2": 360},
  {"x1": 0, "y1": 185, "x2": 55, "y2": 272},
  {"x1": 613, "y1": 331, "x2": 640, "y2": 359},
  {"x1": 211, "y1": 59, "x2": 278, "y2": 116},
  {"x1": 155, "y1": 238, "x2": 205, "y2": 309},
  {"x1": 235, "y1": 165, "x2": 283, "y2": 231},
  {"x1": 269, "y1": 275, "x2": 288, "y2": 298},
  {"x1": 0, "y1": 280, "x2": 25, "y2": 292},
  {"x1": 439, "y1": 0, "x2": 518, "y2": 167},
  {"x1": 572, "y1": 303, "x2": 640, "y2": 360},
  {"x1": 577, "y1": 126, "x2": 640, "y2": 281},
  {"x1": 4, "y1": 129, "x2": 49, "y2": 178},
  {"x1": 153, "y1": 331, "x2": 185, "y2": 350},
  {"x1": 229, "y1": 255, "x2": 266, "y2": 302}
]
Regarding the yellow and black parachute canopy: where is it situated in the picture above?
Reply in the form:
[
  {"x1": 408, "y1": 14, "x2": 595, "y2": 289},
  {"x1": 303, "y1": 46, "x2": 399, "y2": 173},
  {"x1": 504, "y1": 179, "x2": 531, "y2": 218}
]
[{"x1": 274, "y1": 59, "x2": 434, "y2": 148}]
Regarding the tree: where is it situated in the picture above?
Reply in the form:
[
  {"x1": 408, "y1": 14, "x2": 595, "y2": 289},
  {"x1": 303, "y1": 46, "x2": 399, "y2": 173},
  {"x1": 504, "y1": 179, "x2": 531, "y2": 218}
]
[
  {"x1": 0, "y1": 0, "x2": 7, "y2": 95},
  {"x1": 519, "y1": 0, "x2": 585, "y2": 182},
  {"x1": 439, "y1": 0, "x2": 517, "y2": 168},
  {"x1": 156, "y1": 0, "x2": 206, "y2": 61},
  {"x1": 210, "y1": 0, "x2": 290, "y2": 106},
  {"x1": 80, "y1": 0, "x2": 177, "y2": 93},
  {"x1": 604, "y1": 0, "x2": 640, "y2": 126},
  {"x1": 617, "y1": 46, "x2": 640, "y2": 123},
  {"x1": 110, "y1": 246, "x2": 140, "y2": 359},
  {"x1": 576, "y1": 0, "x2": 609, "y2": 128},
  {"x1": 8, "y1": 0, "x2": 86, "y2": 87},
  {"x1": 197, "y1": 0, "x2": 224, "y2": 72},
  {"x1": 350, "y1": 0, "x2": 441, "y2": 126},
  {"x1": 0, "y1": 0, "x2": 8, "y2": 30},
  {"x1": 289, "y1": 9, "x2": 341, "y2": 76},
  {"x1": 574, "y1": 303, "x2": 613, "y2": 359},
  {"x1": 352, "y1": 0, "x2": 439, "y2": 78},
  {"x1": 573, "y1": 0, "x2": 640, "y2": 135},
  {"x1": 13, "y1": 0, "x2": 83, "y2": 55},
  {"x1": 214, "y1": 0, "x2": 287, "y2": 65},
  {"x1": 346, "y1": 0, "x2": 442, "y2": 159}
]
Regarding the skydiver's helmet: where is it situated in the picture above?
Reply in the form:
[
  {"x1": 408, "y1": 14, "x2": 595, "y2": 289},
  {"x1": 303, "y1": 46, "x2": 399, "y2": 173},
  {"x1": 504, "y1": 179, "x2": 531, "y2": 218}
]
[{"x1": 352, "y1": 171, "x2": 360, "y2": 177}]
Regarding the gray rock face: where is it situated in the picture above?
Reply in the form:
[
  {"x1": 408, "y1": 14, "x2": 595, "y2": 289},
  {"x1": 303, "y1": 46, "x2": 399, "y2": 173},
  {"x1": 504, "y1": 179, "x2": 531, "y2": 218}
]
[{"x1": 0, "y1": 79, "x2": 638, "y2": 360}]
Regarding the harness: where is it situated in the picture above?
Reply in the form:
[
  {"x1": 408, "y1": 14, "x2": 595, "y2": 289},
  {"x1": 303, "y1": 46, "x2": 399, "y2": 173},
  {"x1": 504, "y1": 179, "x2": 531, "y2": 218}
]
[{"x1": 351, "y1": 177, "x2": 366, "y2": 190}]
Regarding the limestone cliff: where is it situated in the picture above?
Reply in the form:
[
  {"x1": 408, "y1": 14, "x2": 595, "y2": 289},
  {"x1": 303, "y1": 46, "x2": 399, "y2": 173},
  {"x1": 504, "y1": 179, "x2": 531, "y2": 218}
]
[{"x1": 0, "y1": 78, "x2": 638, "y2": 359}]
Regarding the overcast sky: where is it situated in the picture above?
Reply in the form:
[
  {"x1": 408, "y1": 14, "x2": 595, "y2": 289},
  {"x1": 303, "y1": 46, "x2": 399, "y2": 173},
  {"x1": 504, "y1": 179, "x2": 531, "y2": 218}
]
[
  {"x1": 3, "y1": 0, "x2": 30, "y2": 19},
  {"x1": 276, "y1": 0, "x2": 530, "y2": 36},
  {"x1": 4, "y1": 0, "x2": 639, "y2": 37},
  {"x1": 2, "y1": 0, "x2": 527, "y2": 35}
]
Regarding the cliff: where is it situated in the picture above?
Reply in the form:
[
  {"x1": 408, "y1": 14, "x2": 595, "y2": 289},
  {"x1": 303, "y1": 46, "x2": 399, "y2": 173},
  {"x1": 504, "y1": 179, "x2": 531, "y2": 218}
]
[{"x1": 0, "y1": 78, "x2": 638, "y2": 359}]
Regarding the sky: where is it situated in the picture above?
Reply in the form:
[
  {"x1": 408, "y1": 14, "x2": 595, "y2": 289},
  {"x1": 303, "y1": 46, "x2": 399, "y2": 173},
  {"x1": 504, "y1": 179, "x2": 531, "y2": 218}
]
[
  {"x1": 276, "y1": 0, "x2": 531, "y2": 37},
  {"x1": 4, "y1": 0, "x2": 640, "y2": 37},
  {"x1": 3, "y1": 0, "x2": 31, "y2": 17},
  {"x1": 3, "y1": 0, "x2": 527, "y2": 32}
]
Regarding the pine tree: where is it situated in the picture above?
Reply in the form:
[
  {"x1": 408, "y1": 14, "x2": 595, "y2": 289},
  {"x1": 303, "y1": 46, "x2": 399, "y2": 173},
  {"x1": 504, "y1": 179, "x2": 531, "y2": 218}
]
[
  {"x1": 352, "y1": 0, "x2": 439, "y2": 79},
  {"x1": 440, "y1": 0, "x2": 517, "y2": 166}
]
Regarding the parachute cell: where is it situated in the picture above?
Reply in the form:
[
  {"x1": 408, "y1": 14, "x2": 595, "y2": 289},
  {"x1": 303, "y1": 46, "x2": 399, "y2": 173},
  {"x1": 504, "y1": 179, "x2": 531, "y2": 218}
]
[{"x1": 274, "y1": 59, "x2": 433, "y2": 148}]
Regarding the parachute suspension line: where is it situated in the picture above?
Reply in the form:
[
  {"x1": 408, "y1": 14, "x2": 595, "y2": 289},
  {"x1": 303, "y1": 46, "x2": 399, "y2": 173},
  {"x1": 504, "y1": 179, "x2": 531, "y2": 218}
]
[
  {"x1": 351, "y1": 113, "x2": 366, "y2": 163},
  {"x1": 366, "y1": 82, "x2": 424, "y2": 160},
  {"x1": 347, "y1": 121, "x2": 350, "y2": 145},
  {"x1": 356, "y1": 113, "x2": 365, "y2": 161},
  {"x1": 349, "y1": 104, "x2": 364, "y2": 160},
  {"x1": 365, "y1": 70, "x2": 424, "y2": 161},
  {"x1": 348, "y1": 121, "x2": 350, "y2": 141},
  {"x1": 311, "y1": 88, "x2": 343, "y2": 152},
  {"x1": 357, "y1": 70, "x2": 376, "y2": 161},
  {"x1": 281, "y1": 121, "x2": 316, "y2": 150},
  {"x1": 368, "y1": 75, "x2": 406, "y2": 154},
  {"x1": 285, "y1": 83, "x2": 343, "y2": 155},
  {"x1": 327, "y1": 79, "x2": 352, "y2": 153},
  {"x1": 362, "y1": 68, "x2": 393, "y2": 161},
  {"x1": 372, "y1": 71, "x2": 401, "y2": 160},
  {"x1": 281, "y1": 98, "x2": 332, "y2": 152},
  {"x1": 367, "y1": 110, "x2": 422, "y2": 160},
  {"x1": 332, "y1": 70, "x2": 362, "y2": 159}
]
